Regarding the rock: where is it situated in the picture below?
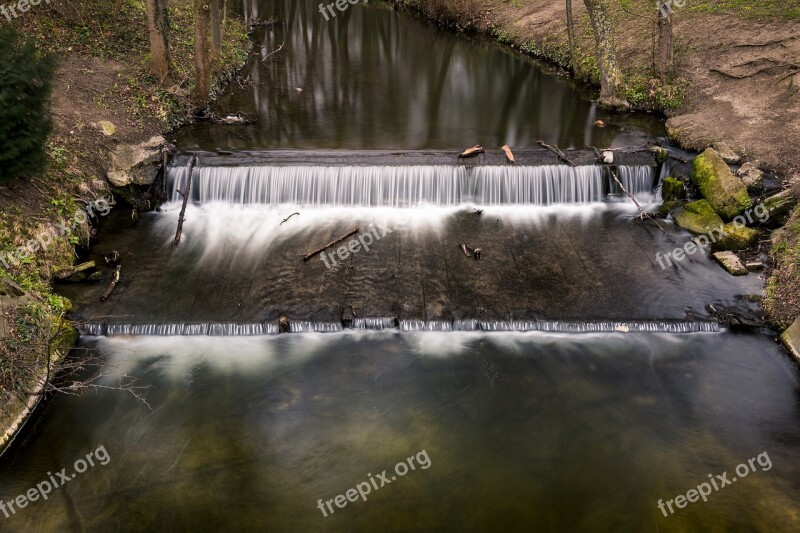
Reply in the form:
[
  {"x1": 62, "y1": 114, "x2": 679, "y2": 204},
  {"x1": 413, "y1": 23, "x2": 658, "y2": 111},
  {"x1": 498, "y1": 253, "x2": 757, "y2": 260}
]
[
  {"x1": 97, "y1": 120, "x2": 117, "y2": 137},
  {"x1": 714, "y1": 223, "x2": 759, "y2": 251},
  {"x1": 107, "y1": 135, "x2": 166, "y2": 187},
  {"x1": 712, "y1": 251, "x2": 748, "y2": 275},
  {"x1": 691, "y1": 148, "x2": 751, "y2": 219},
  {"x1": 745, "y1": 261, "x2": 763, "y2": 271},
  {"x1": 673, "y1": 200, "x2": 723, "y2": 234},
  {"x1": 711, "y1": 142, "x2": 742, "y2": 164},
  {"x1": 658, "y1": 200, "x2": 681, "y2": 217},
  {"x1": 661, "y1": 177, "x2": 685, "y2": 202},
  {"x1": 762, "y1": 189, "x2": 796, "y2": 218},
  {"x1": 736, "y1": 161, "x2": 763, "y2": 192},
  {"x1": 650, "y1": 147, "x2": 669, "y2": 165},
  {"x1": 780, "y1": 317, "x2": 800, "y2": 362}
]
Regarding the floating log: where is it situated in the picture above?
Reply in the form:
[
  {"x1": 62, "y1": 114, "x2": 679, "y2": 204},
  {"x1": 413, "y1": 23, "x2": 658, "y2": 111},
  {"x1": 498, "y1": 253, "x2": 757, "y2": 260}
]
[
  {"x1": 173, "y1": 155, "x2": 196, "y2": 246},
  {"x1": 501, "y1": 144, "x2": 515, "y2": 163},
  {"x1": 303, "y1": 227, "x2": 360, "y2": 262},
  {"x1": 459, "y1": 145, "x2": 485, "y2": 158},
  {"x1": 100, "y1": 265, "x2": 121, "y2": 302},
  {"x1": 535, "y1": 140, "x2": 576, "y2": 166},
  {"x1": 55, "y1": 261, "x2": 95, "y2": 281}
]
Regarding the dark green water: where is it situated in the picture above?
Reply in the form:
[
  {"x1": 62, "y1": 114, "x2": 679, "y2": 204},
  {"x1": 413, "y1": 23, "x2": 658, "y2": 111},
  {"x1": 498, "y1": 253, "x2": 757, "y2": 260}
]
[{"x1": 2, "y1": 333, "x2": 800, "y2": 532}]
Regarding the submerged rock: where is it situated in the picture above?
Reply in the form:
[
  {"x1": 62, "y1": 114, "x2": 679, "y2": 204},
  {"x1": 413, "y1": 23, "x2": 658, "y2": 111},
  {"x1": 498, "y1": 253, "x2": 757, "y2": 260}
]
[
  {"x1": 691, "y1": 148, "x2": 751, "y2": 219},
  {"x1": 107, "y1": 135, "x2": 167, "y2": 187},
  {"x1": 712, "y1": 251, "x2": 748, "y2": 276},
  {"x1": 673, "y1": 199, "x2": 723, "y2": 234}
]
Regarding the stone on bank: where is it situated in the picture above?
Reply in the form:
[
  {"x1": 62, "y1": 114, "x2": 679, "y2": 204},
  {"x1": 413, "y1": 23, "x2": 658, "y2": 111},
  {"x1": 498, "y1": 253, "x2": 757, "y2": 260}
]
[{"x1": 691, "y1": 148, "x2": 751, "y2": 219}]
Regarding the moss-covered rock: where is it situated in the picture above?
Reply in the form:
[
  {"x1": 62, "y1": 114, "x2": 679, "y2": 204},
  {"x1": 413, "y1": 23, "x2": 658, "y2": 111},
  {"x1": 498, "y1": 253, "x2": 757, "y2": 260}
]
[
  {"x1": 714, "y1": 223, "x2": 759, "y2": 251},
  {"x1": 672, "y1": 199, "x2": 724, "y2": 234},
  {"x1": 691, "y1": 148, "x2": 751, "y2": 219},
  {"x1": 661, "y1": 177, "x2": 685, "y2": 202},
  {"x1": 659, "y1": 200, "x2": 681, "y2": 216}
]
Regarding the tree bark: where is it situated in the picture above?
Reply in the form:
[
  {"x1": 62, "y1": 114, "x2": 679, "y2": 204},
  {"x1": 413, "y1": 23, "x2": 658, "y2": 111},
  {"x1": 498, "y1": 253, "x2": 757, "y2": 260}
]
[
  {"x1": 583, "y1": 0, "x2": 627, "y2": 108},
  {"x1": 146, "y1": 0, "x2": 170, "y2": 82},
  {"x1": 194, "y1": 0, "x2": 213, "y2": 108},
  {"x1": 566, "y1": 0, "x2": 578, "y2": 74},
  {"x1": 656, "y1": 3, "x2": 673, "y2": 81},
  {"x1": 210, "y1": 0, "x2": 222, "y2": 57}
]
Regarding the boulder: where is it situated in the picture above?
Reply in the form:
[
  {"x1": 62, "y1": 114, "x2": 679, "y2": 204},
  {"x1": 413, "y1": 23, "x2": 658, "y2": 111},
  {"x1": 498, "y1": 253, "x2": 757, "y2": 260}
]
[
  {"x1": 97, "y1": 120, "x2": 117, "y2": 137},
  {"x1": 691, "y1": 148, "x2": 751, "y2": 219},
  {"x1": 736, "y1": 161, "x2": 763, "y2": 192},
  {"x1": 711, "y1": 142, "x2": 742, "y2": 164},
  {"x1": 714, "y1": 223, "x2": 759, "y2": 251},
  {"x1": 661, "y1": 177, "x2": 685, "y2": 202},
  {"x1": 712, "y1": 251, "x2": 748, "y2": 276},
  {"x1": 673, "y1": 200, "x2": 723, "y2": 234},
  {"x1": 107, "y1": 135, "x2": 166, "y2": 187},
  {"x1": 780, "y1": 317, "x2": 800, "y2": 362},
  {"x1": 763, "y1": 189, "x2": 796, "y2": 218}
]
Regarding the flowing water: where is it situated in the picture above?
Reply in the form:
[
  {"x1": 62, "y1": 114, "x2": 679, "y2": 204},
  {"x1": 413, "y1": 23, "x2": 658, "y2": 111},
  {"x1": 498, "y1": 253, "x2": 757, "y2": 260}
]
[{"x1": 2, "y1": 1, "x2": 800, "y2": 532}]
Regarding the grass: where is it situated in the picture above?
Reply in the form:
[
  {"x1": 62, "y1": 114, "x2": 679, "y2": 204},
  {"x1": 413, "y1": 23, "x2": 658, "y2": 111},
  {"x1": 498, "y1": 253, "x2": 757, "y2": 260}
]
[{"x1": 763, "y1": 208, "x2": 800, "y2": 329}]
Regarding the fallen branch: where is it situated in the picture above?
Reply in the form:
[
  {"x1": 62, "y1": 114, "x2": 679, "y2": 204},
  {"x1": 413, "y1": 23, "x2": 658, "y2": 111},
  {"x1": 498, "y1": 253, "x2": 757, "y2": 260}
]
[
  {"x1": 608, "y1": 168, "x2": 667, "y2": 234},
  {"x1": 303, "y1": 227, "x2": 359, "y2": 262},
  {"x1": 173, "y1": 156, "x2": 196, "y2": 246},
  {"x1": 100, "y1": 265, "x2": 121, "y2": 302},
  {"x1": 280, "y1": 212, "x2": 300, "y2": 225},
  {"x1": 536, "y1": 140, "x2": 576, "y2": 166},
  {"x1": 262, "y1": 41, "x2": 285, "y2": 63},
  {"x1": 501, "y1": 144, "x2": 515, "y2": 163},
  {"x1": 459, "y1": 145, "x2": 484, "y2": 158}
]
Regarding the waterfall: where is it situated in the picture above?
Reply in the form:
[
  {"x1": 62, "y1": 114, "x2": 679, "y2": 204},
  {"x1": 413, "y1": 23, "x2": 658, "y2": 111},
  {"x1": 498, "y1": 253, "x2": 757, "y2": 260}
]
[
  {"x1": 80, "y1": 319, "x2": 719, "y2": 337},
  {"x1": 166, "y1": 164, "x2": 657, "y2": 207}
]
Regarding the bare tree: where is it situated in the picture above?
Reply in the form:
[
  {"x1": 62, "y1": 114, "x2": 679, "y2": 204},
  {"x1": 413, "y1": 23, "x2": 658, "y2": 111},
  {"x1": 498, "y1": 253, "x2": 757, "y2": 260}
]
[
  {"x1": 583, "y1": 0, "x2": 627, "y2": 108},
  {"x1": 194, "y1": 0, "x2": 213, "y2": 108},
  {"x1": 210, "y1": 0, "x2": 222, "y2": 57},
  {"x1": 655, "y1": 1, "x2": 673, "y2": 80},
  {"x1": 566, "y1": 0, "x2": 578, "y2": 74},
  {"x1": 146, "y1": 0, "x2": 171, "y2": 82}
]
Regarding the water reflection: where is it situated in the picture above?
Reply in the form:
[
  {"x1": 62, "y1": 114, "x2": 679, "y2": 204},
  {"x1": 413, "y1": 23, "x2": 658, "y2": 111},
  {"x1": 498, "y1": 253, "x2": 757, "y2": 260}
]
[{"x1": 175, "y1": 0, "x2": 662, "y2": 150}]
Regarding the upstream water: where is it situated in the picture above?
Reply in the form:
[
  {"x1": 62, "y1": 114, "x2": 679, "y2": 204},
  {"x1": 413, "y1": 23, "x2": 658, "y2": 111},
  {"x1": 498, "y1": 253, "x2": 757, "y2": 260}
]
[{"x1": 3, "y1": 0, "x2": 800, "y2": 532}]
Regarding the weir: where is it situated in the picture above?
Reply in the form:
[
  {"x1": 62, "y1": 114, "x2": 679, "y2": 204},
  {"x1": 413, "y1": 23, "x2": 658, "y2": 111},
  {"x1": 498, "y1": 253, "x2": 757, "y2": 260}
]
[
  {"x1": 165, "y1": 162, "x2": 658, "y2": 207},
  {"x1": 78, "y1": 319, "x2": 720, "y2": 337}
]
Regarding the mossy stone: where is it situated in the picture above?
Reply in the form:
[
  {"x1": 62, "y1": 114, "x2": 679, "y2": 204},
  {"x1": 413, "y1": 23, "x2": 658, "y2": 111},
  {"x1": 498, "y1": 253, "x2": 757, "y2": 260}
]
[{"x1": 691, "y1": 148, "x2": 751, "y2": 219}]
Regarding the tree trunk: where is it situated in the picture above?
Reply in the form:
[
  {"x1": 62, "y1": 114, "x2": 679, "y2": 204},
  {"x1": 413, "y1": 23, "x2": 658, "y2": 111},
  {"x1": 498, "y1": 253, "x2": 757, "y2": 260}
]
[
  {"x1": 194, "y1": 0, "x2": 212, "y2": 108},
  {"x1": 656, "y1": 2, "x2": 673, "y2": 81},
  {"x1": 210, "y1": 0, "x2": 222, "y2": 57},
  {"x1": 583, "y1": 0, "x2": 627, "y2": 108},
  {"x1": 566, "y1": 0, "x2": 578, "y2": 74},
  {"x1": 146, "y1": 0, "x2": 170, "y2": 82}
]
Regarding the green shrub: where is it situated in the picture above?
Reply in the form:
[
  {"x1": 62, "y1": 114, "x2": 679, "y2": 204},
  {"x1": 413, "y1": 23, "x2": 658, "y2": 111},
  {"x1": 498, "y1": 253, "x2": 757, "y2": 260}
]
[{"x1": 0, "y1": 26, "x2": 55, "y2": 183}]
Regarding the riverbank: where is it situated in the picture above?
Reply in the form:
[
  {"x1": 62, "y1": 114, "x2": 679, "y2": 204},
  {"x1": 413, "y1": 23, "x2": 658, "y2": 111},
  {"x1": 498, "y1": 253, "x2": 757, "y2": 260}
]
[
  {"x1": 386, "y1": 0, "x2": 800, "y2": 337},
  {"x1": 0, "y1": 1, "x2": 250, "y2": 451}
]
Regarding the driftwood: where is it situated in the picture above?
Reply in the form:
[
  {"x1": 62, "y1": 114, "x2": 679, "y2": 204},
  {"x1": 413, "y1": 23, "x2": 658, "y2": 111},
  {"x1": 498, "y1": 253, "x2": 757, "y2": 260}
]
[
  {"x1": 100, "y1": 265, "x2": 121, "y2": 302},
  {"x1": 459, "y1": 145, "x2": 484, "y2": 158},
  {"x1": 173, "y1": 156, "x2": 196, "y2": 246},
  {"x1": 55, "y1": 261, "x2": 95, "y2": 281},
  {"x1": 458, "y1": 242, "x2": 483, "y2": 260},
  {"x1": 104, "y1": 251, "x2": 120, "y2": 266},
  {"x1": 501, "y1": 144, "x2": 515, "y2": 163},
  {"x1": 280, "y1": 212, "x2": 300, "y2": 225},
  {"x1": 303, "y1": 227, "x2": 360, "y2": 262},
  {"x1": 278, "y1": 316, "x2": 290, "y2": 333},
  {"x1": 536, "y1": 140, "x2": 576, "y2": 166}
]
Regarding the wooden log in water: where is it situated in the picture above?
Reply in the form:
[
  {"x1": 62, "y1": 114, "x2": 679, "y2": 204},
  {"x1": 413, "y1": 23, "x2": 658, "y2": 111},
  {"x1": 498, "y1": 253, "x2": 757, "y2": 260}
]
[
  {"x1": 303, "y1": 227, "x2": 360, "y2": 262},
  {"x1": 173, "y1": 155, "x2": 196, "y2": 246},
  {"x1": 100, "y1": 265, "x2": 121, "y2": 302}
]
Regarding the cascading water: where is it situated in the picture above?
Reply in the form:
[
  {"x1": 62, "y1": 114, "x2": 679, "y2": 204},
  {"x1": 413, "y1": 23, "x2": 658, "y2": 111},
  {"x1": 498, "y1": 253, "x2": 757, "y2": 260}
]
[{"x1": 165, "y1": 164, "x2": 657, "y2": 207}]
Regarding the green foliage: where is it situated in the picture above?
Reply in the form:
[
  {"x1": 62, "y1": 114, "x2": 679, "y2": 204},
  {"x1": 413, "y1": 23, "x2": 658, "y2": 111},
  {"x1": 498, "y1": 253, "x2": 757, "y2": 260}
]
[{"x1": 0, "y1": 27, "x2": 56, "y2": 183}]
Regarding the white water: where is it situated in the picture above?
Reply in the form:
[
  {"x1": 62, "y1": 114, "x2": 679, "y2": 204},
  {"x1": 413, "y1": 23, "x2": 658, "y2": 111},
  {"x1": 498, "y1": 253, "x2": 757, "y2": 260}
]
[{"x1": 166, "y1": 164, "x2": 657, "y2": 207}]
